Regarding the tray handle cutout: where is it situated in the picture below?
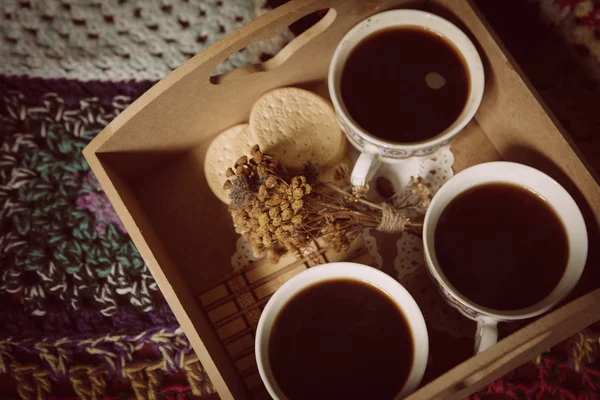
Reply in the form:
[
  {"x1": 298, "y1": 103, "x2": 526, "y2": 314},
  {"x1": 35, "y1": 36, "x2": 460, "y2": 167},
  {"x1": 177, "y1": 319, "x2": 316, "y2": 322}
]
[{"x1": 209, "y1": 8, "x2": 337, "y2": 85}]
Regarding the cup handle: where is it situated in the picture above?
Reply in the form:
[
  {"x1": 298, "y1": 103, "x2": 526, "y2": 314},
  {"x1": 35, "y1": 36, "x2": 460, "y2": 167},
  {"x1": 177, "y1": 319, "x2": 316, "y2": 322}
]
[
  {"x1": 474, "y1": 319, "x2": 498, "y2": 354},
  {"x1": 351, "y1": 151, "x2": 381, "y2": 187}
]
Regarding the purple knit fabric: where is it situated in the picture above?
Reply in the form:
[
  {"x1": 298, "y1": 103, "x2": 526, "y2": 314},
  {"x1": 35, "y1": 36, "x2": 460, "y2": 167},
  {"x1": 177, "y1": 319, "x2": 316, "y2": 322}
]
[{"x1": 0, "y1": 75, "x2": 194, "y2": 388}]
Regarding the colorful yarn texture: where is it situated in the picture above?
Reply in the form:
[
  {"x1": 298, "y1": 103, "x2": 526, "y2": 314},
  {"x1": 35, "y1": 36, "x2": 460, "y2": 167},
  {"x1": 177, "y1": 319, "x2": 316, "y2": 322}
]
[
  {"x1": 1, "y1": 0, "x2": 600, "y2": 396},
  {"x1": 0, "y1": 76, "x2": 216, "y2": 398}
]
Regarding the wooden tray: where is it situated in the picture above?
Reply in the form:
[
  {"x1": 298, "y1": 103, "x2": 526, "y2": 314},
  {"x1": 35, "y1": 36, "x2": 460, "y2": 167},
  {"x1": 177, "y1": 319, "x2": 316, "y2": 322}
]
[{"x1": 83, "y1": 0, "x2": 600, "y2": 398}]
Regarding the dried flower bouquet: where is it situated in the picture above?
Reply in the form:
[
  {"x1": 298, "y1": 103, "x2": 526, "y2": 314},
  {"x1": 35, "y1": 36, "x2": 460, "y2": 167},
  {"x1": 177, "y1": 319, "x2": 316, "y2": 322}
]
[{"x1": 224, "y1": 145, "x2": 432, "y2": 262}]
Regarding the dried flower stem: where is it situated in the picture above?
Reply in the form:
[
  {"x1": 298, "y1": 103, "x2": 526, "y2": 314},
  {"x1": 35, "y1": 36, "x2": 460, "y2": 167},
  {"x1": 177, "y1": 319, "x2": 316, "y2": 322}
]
[{"x1": 323, "y1": 182, "x2": 384, "y2": 210}]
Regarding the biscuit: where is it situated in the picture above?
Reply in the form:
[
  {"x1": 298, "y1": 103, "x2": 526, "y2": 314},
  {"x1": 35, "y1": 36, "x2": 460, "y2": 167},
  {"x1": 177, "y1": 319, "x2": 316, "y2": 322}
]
[
  {"x1": 204, "y1": 124, "x2": 254, "y2": 204},
  {"x1": 249, "y1": 87, "x2": 345, "y2": 169}
]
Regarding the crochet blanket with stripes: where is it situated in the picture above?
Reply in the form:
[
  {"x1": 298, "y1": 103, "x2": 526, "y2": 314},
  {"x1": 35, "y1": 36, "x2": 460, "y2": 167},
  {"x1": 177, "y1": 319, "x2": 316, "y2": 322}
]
[{"x1": 1, "y1": 0, "x2": 600, "y2": 398}]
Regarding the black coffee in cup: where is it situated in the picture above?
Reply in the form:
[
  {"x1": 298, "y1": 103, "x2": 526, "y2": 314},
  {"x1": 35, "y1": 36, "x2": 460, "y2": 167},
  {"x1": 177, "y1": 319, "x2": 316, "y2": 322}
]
[
  {"x1": 341, "y1": 27, "x2": 469, "y2": 143},
  {"x1": 434, "y1": 182, "x2": 568, "y2": 310},
  {"x1": 268, "y1": 279, "x2": 414, "y2": 400}
]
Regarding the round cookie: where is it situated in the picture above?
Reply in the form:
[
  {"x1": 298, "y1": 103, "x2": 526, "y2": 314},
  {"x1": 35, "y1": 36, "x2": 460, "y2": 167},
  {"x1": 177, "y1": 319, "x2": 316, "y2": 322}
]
[
  {"x1": 249, "y1": 87, "x2": 344, "y2": 169},
  {"x1": 204, "y1": 124, "x2": 254, "y2": 204}
]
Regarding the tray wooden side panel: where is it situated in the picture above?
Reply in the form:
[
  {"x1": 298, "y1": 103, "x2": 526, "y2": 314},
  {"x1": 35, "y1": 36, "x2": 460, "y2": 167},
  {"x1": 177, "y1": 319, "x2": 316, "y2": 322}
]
[
  {"x1": 81, "y1": 155, "x2": 246, "y2": 399},
  {"x1": 406, "y1": 287, "x2": 600, "y2": 400},
  {"x1": 445, "y1": 0, "x2": 600, "y2": 225}
]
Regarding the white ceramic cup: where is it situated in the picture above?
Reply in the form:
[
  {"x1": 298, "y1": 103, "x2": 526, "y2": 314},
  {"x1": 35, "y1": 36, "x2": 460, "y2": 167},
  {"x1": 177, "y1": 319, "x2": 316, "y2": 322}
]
[
  {"x1": 423, "y1": 162, "x2": 588, "y2": 354},
  {"x1": 328, "y1": 9, "x2": 485, "y2": 187},
  {"x1": 255, "y1": 262, "x2": 429, "y2": 400}
]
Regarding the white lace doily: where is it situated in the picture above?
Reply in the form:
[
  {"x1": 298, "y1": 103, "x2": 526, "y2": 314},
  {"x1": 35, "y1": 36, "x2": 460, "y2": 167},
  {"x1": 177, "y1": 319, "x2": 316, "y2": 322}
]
[
  {"x1": 394, "y1": 230, "x2": 475, "y2": 339},
  {"x1": 348, "y1": 146, "x2": 473, "y2": 338},
  {"x1": 0, "y1": 0, "x2": 292, "y2": 81},
  {"x1": 350, "y1": 145, "x2": 455, "y2": 201},
  {"x1": 381, "y1": 146, "x2": 475, "y2": 339},
  {"x1": 231, "y1": 237, "x2": 261, "y2": 272},
  {"x1": 361, "y1": 229, "x2": 383, "y2": 269},
  {"x1": 231, "y1": 231, "x2": 383, "y2": 272}
]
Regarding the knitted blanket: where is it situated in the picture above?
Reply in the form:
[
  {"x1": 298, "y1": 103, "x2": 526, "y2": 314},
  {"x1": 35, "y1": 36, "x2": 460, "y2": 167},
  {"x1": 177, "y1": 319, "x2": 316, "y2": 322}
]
[{"x1": 0, "y1": 0, "x2": 599, "y2": 398}]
